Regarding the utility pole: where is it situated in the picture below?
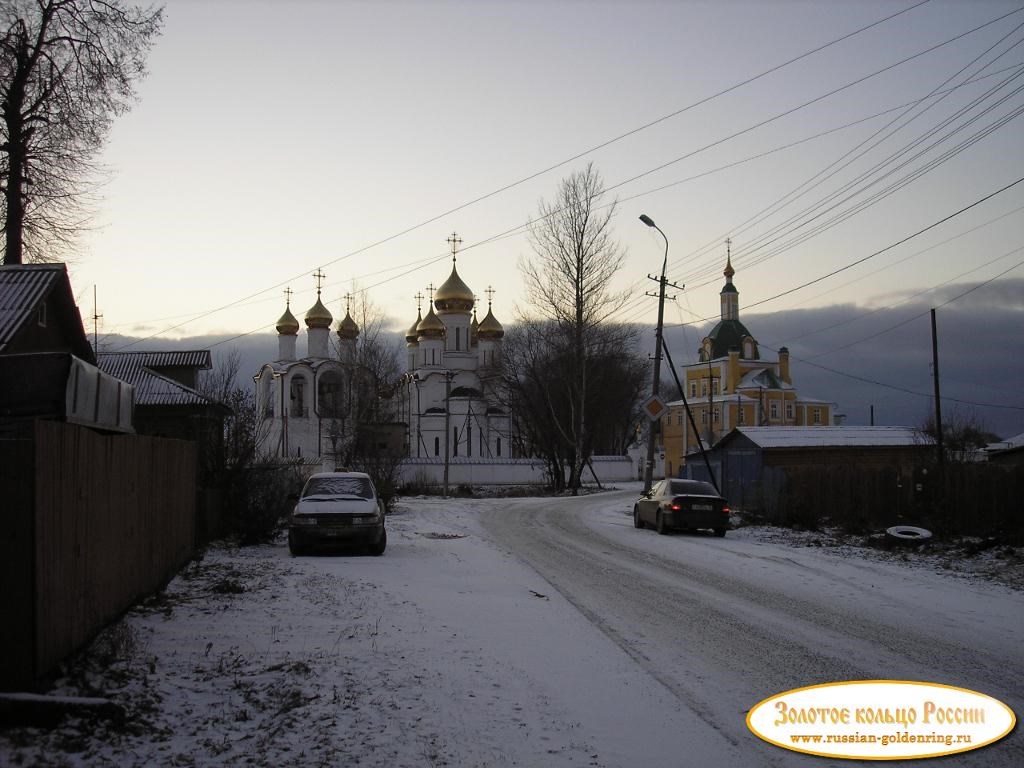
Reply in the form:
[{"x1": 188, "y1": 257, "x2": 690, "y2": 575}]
[
  {"x1": 639, "y1": 214, "x2": 677, "y2": 494},
  {"x1": 931, "y1": 309, "x2": 944, "y2": 468},
  {"x1": 443, "y1": 370, "x2": 453, "y2": 496}
]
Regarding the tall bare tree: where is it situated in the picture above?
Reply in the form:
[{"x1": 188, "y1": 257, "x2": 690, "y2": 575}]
[
  {"x1": 519, "y1": 163, "x2": 634, "y2": 492},
  {"x1": 0, "y1": 0, "x2": 163, "y2": 264}
]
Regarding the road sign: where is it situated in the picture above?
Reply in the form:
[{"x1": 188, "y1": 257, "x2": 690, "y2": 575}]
[{"x1": 641, "y1": 394, "x2": 667, "y2": 421}]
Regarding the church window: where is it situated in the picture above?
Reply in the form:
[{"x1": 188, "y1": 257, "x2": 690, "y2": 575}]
[
  {"x1": 738, "y1": 406, "x2": 746, "y2": 425},
  {"x1": 690, "y1": 381, "x2": 696, "y2": 398},
  {"x1": 701, "y1": 381, "x2": 707, "y2": 397},
  {"x1": 744, "y1": 340, "x2": 753, "y2": 358},
  {"x1": 290, "y1": 377, "x2": 308, "y2": 418},
  {"x1": 480, "y1": 431, "x2": 485, "y2": 456},
  {"x1": 453, "y1": 428, "x2": 459, "y2": 457},
  {"x1": 813, "y1": 408, "x2": 822, "y2": 425},
  {"x1": 466, "y1": 425, "x2": 472, "y2": 457},
  {"x1": 496, "y1": 437, "x2": 502, "y2": 457},
  {"x1": 317, "y1": 371, "x2": 344, "y2": 418},
  {"x1": 713, "y1": 408, "x2": 720, "y2": 423},
  {"x1": 712, "y1": 379, "x2": 719, "y2": 395},
  {"x1": 456, "y1": 327, "x2": 461, "y2": 350},
  {"x1": 770, "y1": 401, "x2": 779, "y2": 420},
  {"x1": 700, "y1": 409, "x2": 707, "y2": 424},
  {"x1": 786, "y1": 402, "x2": 794, "y2": 420},
  {"x1": 434, "y1": 437, "x2": 440, "y2": 456}
]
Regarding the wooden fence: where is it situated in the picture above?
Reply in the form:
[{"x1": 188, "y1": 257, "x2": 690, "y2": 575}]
[{"x1": 0, "y1": 421, "x2": 196, "y2": 690}]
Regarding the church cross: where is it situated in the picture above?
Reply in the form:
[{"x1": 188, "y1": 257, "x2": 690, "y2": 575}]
[
  {"x1": 446, "y1": 231, "x2": 462, "y2": 263},
  {"x1": 414, "y1": 291, "x2": 424, "y2": 312},
  {"x1": 313, "y1": 268, "x2": 326, "y2": 294},
  {"x1": 485, "y1": 285, "x2": 495, "y2": 307},
  {"x1": 284, "y1": 287, "x2": 293, "y2": 307},
  {"x1": 427, "y1": 283, "x2": 436, "y2": 303},
  {"x1": 344, "y1": 292, "x2": 352, "y2": 314},
  {"x1": 725, "y1": 237, "x2": 732, "y2": 259}
]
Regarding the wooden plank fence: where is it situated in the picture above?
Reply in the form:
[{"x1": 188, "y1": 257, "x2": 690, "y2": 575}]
[{"x1": 0, "y1": 421, "x2": 196, "y2": 690}]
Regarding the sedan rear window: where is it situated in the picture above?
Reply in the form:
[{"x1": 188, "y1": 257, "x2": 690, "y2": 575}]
[
  {"x1": 669, "y1": 480, "x2": 717, "y2": 496},
  {"x1": 302, "y1": 476, "x2": 373, "y2": 499}
]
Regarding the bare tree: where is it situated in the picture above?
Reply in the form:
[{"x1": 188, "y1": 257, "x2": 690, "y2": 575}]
[
  {"x1": 519, "y1": 163, "x2": 633, "y2": 492},
  {"x1": 919, "y1": 406, "x2": 1002, "y2": 463},
  {"x1": 0, "y1": 0, "x2": 163, "y2": 264}
]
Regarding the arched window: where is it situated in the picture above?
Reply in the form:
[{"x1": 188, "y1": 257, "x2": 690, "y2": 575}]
[
  {"x1": 455, "y1": 327, "x2": 461, "y2": 351},
  {"x1": 290, "y1": 376, "x2": 308, "y2": 418},
  {"x1": 434, "y1": 437, "x2": 440, "y2": 456},
  {"x1": 318, "y1": 370, "x2": 344, "y2": 418}
]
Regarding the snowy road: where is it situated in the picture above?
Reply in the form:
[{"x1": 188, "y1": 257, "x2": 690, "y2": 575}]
[
  {"x1": 2, "y1": 487, "x2": 1021, "y2": 767},
  {"x1": 480, "y1": 489, "x2": 1024, "y2": 768}
]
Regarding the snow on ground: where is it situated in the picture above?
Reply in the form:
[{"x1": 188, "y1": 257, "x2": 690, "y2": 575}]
[{"x1": 1, "y1": 486, "x2": 1020, "y2": 767}]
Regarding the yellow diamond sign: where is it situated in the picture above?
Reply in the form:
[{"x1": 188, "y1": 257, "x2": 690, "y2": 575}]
[{"x1": 642, "y1": 394, "x2": 667, "y2": 421}]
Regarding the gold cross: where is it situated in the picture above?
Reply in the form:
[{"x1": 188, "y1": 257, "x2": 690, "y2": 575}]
[
  {"x1": 446, "y1": 231, "x2": 462, "y2": 262},
  {"x1": 284, "y1": 287, "x2": 293, "y2": 307},
  {"x1": 485, "y1": 285, "x2": 495, "y2": 307},
  {"x1": 725, "y1": 237, "x2": 732, "y2": 258},
  {"x1": 313, "y1": 268, "x2": 326, "y2": 293},
  {"x1": 427, "y1": 283, "x2": 436, "y2": 303},
  {"x1": 414, "y1": 291, "x2": 424, "y2": 312}
]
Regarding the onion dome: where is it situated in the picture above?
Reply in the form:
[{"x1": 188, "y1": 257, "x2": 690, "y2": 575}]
[
  {"x1": 477, "y1": 307, "x2": 504, "y2": 340},
  {"x1": 305, "y1": 295, "x2": 333, "y2": 329},
  {"x1": 337, "y1": 310, "x2": 359, "y2": 341},
  {"x1": 276, "y1": 305, "x2": 300, "y2": 336},
  {"x1": 417, "y1": 305, "x2": 446, "y2": 339},
  {"x1": 406, "y1": 310, "x2": 422, "y2": 344},
  {"x1": 434, "y1": 263, "x2": 474, "y2": 313}
]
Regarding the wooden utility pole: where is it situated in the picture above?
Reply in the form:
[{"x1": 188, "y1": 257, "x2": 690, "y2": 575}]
[{"x1": 931, "y1": 309, "x2": 944, "y2": 468}]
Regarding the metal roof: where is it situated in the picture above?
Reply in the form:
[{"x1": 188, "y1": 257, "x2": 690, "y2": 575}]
[
  {"x1": 733, "y1": 426, "x2": 926, "y2": 449},
  {"x1": 98, "y1": 351, "x2": 218, "y2": 408},
  {"x1": 0, "y1": 264, "x2": 66, "y2": 351}
]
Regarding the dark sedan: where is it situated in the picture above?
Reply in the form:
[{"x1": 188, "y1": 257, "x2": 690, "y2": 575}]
[{"x1": 633, "y1": 479, "x2": 731, "y2": 537}]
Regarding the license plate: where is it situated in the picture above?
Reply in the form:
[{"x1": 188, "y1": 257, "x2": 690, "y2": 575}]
[{"x1": 692, "y1": 504, "x2": 713, "y2": 511}]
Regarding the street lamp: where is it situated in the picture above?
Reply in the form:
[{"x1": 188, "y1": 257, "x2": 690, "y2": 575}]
[{"x1": 640, "y1": 213, "x2": 669, "y2": 495}]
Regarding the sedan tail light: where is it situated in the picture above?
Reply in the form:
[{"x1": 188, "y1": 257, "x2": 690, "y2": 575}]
[
  {"x1": 670, "y1": 503, "x2": 682, "y2": 511},
  {"x1": 722, "y1": 505, "x2": 731, "y2": 515}
]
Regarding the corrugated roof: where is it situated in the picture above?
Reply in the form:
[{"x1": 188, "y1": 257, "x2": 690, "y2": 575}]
[
  {"x1": 734, "y1": 426, "x2": 925, "y2": 449},
  {"x1": 0, "y1": 264, "x2": 65, "y2": 351},
  {"x1": 98, "y1": 351, "x2": 218, "y2": 408}
]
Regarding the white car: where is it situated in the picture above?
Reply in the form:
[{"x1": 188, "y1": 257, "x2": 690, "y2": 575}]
[{"x1": 288, "y1": 472, "x2": 387, "y2": 556}]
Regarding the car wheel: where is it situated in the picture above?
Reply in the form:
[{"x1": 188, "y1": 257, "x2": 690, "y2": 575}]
[
  {"x1": 656, "y1": 513, "x2": 669, "y2": 535},
  {"x1": 368, "y1": 528, "x2": 387, "y2": 556},
  {"x1": 287, "y1": 532, "x2": 304, "y2": 556},
  {"x1": 713, "y1": 528, "x2": 727, "y2": 538},
  {"x1": 633, "y1": 506, "x2": 644, "y2": 529}
]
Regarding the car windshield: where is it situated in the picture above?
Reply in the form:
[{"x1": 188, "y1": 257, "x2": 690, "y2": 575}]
[
  {"x1": 302, "y1": 476, "x2": 373, "y2": 500},
  {"x1": 668, "y1": 480, "x2": 718, "y2": 496}
]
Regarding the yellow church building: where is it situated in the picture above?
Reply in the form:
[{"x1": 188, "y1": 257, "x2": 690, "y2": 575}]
[{"x1": 661, "y1": 248, "x2": 839, "y2": 477}]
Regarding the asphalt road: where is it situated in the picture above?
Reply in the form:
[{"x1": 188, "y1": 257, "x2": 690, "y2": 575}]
[{"x1": 480, "y1": 490, "x2": 1023, "y2": 768}]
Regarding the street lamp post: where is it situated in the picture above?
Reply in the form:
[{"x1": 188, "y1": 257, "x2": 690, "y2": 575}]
[{"x1": 640, "y1": 214, "x2": 668, "y2": 495}]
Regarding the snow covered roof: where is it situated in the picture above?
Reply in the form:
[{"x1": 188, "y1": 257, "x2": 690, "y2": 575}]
[
  {"x1": 730, "y1": 426, "x2": 925, "y2": 449},
  {"x1": 0, "y1": 263, "x2": 94, "y2": 362},
  {"x1": 98, "y1": 351, "x2": 220, "y2": 408},
  {"x1": 985, "y1": 432, "x2": 1024, "y2": 452}
]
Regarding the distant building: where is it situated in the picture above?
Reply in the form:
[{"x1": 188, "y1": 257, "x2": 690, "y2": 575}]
[
  {"x1": 660, "y1": 245, "x2": 838, "y2": 476},
  {"x1": 398, "y1": 247, "x2": 511, "y2": 462},
  {"x1": 253, "y1": 274, "x2": 359, "y2": 468}
]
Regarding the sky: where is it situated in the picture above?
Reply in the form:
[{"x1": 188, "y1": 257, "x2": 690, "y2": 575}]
[{"x1": 64, "y1": 0, "x2": 1024, "y2": 433}]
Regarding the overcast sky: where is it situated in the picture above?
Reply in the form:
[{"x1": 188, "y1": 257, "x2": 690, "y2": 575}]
[{"x1": 72, "y1": 0, "x2": 1023, "y2": 435}]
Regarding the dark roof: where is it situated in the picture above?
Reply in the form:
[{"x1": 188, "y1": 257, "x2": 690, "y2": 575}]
[
  {"x1": 704, "y1": 318, "x2": 757, "y2": 359},
  {"x1": 98, "y1": 351, "x2": 223, "y2": 409},
  {"x1": 0, "y1": 263, "x2": 94, "y2": 362}
]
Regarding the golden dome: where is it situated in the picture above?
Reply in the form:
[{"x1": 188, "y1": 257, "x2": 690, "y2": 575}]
[
  {"x1": 406, "y1": 310, "x2": 422, "y2": 344},
  {"x1": 305, "y1": 295, "x2": 333, "y2": 329},
  {"x1": 434, "y1": 263, "x2": 474, "y2": 313},
  {"x1": 337, "y1": 310, "x2": 359, "y2": 341},
  {"x1": 417, "y1": 305, "x2": 446, "y2": 339},
  {"x1": 276, "y1": 305, "x2": 300, "y2": 336},
  {"x1": 477, "y1": 307, "x2": 504, "y2": 339}
]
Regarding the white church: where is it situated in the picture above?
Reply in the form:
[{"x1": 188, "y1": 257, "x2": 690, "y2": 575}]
[{"x1": 254, "y1": 240, "x2": 635, "y2": 485}]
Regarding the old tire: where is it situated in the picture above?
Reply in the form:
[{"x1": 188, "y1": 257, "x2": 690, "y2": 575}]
[
  {"x1": 633, "y1": 506, "x2": 644, "y2": 529},
  {"x1": 885, "y1": 525, "x2": 932, "y2": 547}
]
